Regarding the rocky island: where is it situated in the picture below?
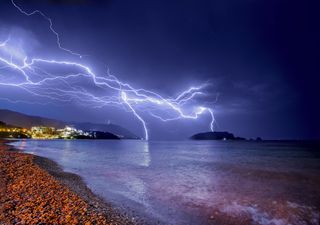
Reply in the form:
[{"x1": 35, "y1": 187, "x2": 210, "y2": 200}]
[{"x1": 190, "y1": 131, "x2": 246, "y2": 140}]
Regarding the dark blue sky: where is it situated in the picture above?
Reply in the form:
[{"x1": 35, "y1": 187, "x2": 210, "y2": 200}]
[{"x1": 0, "y1": 0, "x2": 319, "y2": 140}]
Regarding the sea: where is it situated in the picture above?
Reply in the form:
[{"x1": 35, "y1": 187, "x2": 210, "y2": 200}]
[{"x1": 11, "y1": 140, "x2": 320, "y2": 225}]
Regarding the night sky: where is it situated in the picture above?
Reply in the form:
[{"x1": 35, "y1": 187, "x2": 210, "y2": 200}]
[{"x1": 0, "y1": 0, "x2": 319, "y2": 140}]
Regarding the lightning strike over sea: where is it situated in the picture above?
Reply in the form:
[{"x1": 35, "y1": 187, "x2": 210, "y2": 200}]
[
  {"x1": 0, "y1": 0, "x2": 217, "y2": 140},
  {"x1": 0, "y1": 1, "x2": 319, "y2": 225}
]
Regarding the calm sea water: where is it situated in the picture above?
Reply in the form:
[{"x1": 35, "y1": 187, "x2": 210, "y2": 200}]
[{"x1": 12, "y1": 140, "x2": 320, "y2": 225}]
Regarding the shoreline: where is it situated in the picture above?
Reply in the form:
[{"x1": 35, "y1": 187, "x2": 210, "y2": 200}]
[{"x1": 0, "y1": 139, "x2": 140, "y2": 224}]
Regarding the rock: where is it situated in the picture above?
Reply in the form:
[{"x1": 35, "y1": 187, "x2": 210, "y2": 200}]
[{"x1": 190, "y1": 131, "x2": 246, "y2": 140}]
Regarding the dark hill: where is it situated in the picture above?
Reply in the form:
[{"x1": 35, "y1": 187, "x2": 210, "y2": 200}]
[
  {"x1": 89, "y1": 131, "x2": 120, "y2": 140},
  {"x1": 73, "y1": 122, "x2": 138, "y2": 139},
  {"x1": 0, "y1": 109, "x2": 65, "y2": 129},
  {"x1": 0, "y1": 109, "x2": 138, "y2": 139},
  {"x1": 191, "y1": 131, "x2": 246, "y2": 140},
  {"x1": 0, "y1": 121, "x2": 22, "y2": 128}
]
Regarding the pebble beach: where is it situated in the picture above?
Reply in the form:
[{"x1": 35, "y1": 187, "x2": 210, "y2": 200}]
[{"x1": 0, "y1": 140, "x2": 137, "y2": 225}]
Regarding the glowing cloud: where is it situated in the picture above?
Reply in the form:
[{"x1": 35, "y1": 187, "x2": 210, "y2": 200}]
[{"x1": 0, "y1": 1, "x2": 217, "y2": 140}]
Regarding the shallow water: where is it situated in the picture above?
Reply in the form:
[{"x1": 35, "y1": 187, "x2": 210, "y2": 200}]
[{"x1": 12, "y1": 140, "x2": 320, "y2": 224}]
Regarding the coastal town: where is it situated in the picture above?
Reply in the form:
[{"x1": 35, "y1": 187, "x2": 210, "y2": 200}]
[{"x1": 0, "y1": 121, "x2": 118, "y2": 139}]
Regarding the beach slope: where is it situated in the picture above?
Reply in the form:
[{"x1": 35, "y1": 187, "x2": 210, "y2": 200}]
[{"x1": 0, "y1": 140, "x2": 135, "y2": 224}]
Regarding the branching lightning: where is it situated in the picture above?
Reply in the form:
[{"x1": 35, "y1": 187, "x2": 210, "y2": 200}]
[
  {"x1": 11, "y1": 0, "x2": 83, "y2": 58},
  {"x1": 0, "y1": 0, "x2": 217, "y2": 140}
]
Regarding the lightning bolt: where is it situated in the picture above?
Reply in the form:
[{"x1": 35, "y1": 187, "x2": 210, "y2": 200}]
[
  {"x1": 0, "y1": 1, "x2": 217, "y2": 140},
  {"x1": 0, "y1": 36, "x2": 10, "y2": 47},
  {"x1": 121, "y1": 91, "x2": 148, "y2": 140},
  {"x1": 11, "y1": 0, "x2": 83, "y2": 58}
]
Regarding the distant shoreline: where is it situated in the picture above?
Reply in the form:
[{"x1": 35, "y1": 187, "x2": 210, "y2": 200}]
[{"x1": 0, "y1": 139, "x2": 140, "y2": 224}]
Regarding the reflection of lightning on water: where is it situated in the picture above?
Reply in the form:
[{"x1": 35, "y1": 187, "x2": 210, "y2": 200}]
[{"x1": 0, "y1": 0, "x2": 217, "y2": 140}]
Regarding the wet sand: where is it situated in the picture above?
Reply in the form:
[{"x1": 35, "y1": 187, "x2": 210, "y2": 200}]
[{"x1": 0, "y1": 140, "x2": 138, "y2": 224}]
